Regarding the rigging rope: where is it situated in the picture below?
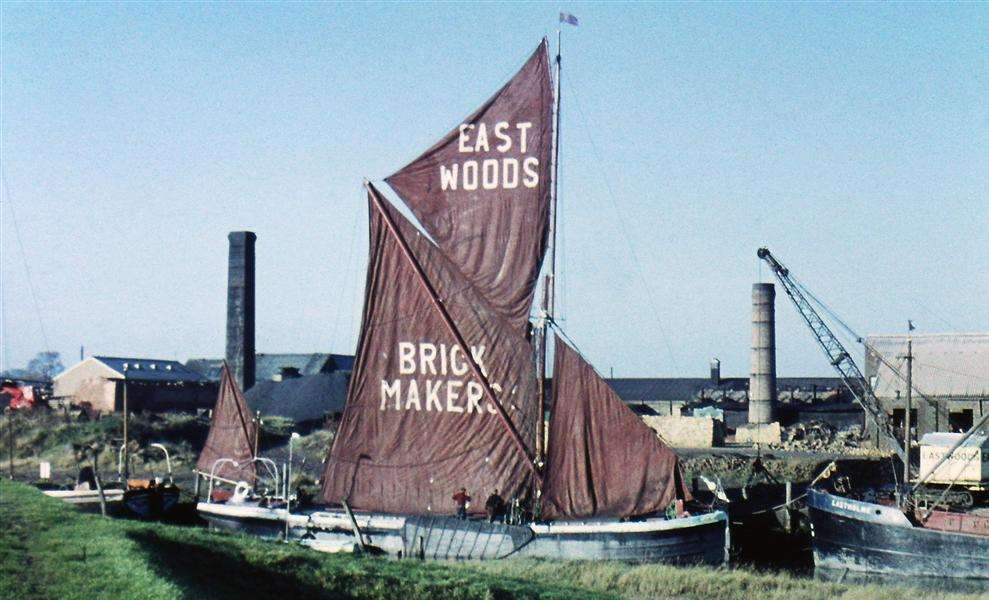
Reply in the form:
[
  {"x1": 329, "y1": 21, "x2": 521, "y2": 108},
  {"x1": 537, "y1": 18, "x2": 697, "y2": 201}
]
[
  {"x1": 1, "y1": 171, "x2": 51, "y2": 354},
  {"x1": 565, "y1": 77, "x2": 681, "y2": 377},
  {"x1": 333, "y1": 188, "x2": 363, "y2": 353}
]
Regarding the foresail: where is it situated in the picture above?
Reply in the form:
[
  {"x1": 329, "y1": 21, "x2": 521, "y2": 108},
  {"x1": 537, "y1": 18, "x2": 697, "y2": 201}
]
[
  {"x1": 320, "y1": 186, "x2": 539, "y2": 516},
  {"x1": 541, "y1": 335, "x2": 691, "y2": 520},
  {"x1": 385, "y1": 40, "x2": 553, "y2": 331},
  {"x1": 197, "y1": 362, "x2": 257, "y2": 483}
]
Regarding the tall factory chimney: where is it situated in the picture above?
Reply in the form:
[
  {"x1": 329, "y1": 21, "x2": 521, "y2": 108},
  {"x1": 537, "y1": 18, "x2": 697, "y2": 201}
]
[
  {"x1": 749, "y1": 283, "x2": 778, "y2": 424},
  {"x1": 226, "y1": 231, "x2": 256, "y2": 392}
]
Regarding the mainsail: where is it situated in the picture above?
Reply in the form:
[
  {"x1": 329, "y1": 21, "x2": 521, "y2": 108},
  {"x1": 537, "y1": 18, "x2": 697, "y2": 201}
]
[
  {"x1": 541, "y1": 335, "x2": 691, "y2": 519},
  {"x1": 385, "y1": 40, "x2": 553, "y2": 331},
  {"x1": 197, "y1": 362, "x2": 257, "y2": 483},
  {"x1": 320, "y1": 185, "x2": 539, "y2": 515}
]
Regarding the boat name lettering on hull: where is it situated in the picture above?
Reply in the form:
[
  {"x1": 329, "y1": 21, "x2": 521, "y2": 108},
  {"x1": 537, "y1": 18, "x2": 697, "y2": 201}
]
[{"x1": 830, "y1": 498, "x2": 874, "y2": 515}]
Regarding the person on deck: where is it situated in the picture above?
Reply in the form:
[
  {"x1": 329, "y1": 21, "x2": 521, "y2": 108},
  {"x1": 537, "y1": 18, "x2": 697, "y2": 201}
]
[
  {"x1": 453, "y1": 487, "x2": 471, "y2": 520},
  {"x1": 485, "y1": 489, "x2": 505, "y2": 523}
]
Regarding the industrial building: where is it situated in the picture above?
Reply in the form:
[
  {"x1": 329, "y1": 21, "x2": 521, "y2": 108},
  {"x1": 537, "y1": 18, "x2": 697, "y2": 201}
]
[
  {"x1": 866, "y1": 332, "x2": 989, "y2": 439},
  {"x1": 186, "y1": 353, "x2": 354, "y2": 384},
  {"x1": 52, "y1": 356, "x2": 215, "y2": 413},
  {"x1": 186, "y1": 352, "x2": 353, "y2": 425},
  {"x1": 605, "y1": 370, "x2": 856, "y2": 430},
  {"x1": 605, "y1": 281, "x2": 863, "y2": 434}
]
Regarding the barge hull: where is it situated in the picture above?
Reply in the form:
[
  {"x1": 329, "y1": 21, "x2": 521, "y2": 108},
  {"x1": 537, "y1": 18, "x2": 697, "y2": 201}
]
[
  {"x1": 807, "y1": 490, "x2": 989, "y2": 579},
  {"x1": 197, "y1": 503, "x2": 728, "y2": 564}
]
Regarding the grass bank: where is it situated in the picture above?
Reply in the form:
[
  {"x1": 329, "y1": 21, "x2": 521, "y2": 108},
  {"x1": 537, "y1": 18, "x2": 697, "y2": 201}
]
[
  {"x1": 0, "y1": 480, "x2": 594, "y2": 599},
  {"x1": 1, "y1": 480, "x2": 983, "y2": 600}
]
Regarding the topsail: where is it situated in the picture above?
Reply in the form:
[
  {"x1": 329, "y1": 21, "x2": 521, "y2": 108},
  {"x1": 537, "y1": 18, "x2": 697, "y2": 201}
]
[
  {"x1": 320, "y1": 185, "x2": 539, "y2": 515},
  {"x1": 385, "y1": 40, "x2": 553, "y2": 331}
]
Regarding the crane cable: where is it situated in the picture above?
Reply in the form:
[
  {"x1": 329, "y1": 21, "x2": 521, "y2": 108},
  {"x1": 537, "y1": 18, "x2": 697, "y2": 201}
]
[{"x1": 791, "y1": 271, "x2": 937, "y2": 407}]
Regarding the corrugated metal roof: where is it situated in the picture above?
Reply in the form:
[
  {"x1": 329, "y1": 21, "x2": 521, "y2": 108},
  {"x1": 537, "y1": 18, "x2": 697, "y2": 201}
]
[
  {"x1": 93, "y1": 356, "x2": 206, "y2": 383},
  {"x1": 919, "y1": 432, "x2": 989, "y2": 449},
  {"x1": 866, "y1": 333, "x2": 989, "y2": 399}
]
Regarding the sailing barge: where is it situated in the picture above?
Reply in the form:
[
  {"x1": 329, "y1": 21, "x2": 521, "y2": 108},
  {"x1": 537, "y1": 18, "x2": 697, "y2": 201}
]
[{"x1": 199, "y1": 37, "x2": 728, "y2": 564}]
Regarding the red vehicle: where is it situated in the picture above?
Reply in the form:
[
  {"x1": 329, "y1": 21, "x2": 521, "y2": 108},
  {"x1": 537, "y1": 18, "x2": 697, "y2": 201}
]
[{"x1": 1, "y1": 381, "x2": 36, "y2": 410}]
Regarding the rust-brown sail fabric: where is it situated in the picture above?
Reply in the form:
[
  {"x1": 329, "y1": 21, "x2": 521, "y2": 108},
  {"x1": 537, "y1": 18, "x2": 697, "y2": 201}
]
[
  {"x1": 385, "y1": 40, "x2": 553, "y2": 332},
  {"x1": 541, "y1": 336, "x2": 691, "y2": 519},
  {"x1": 321, "y1": 187, "x2": 538, "y2": 516},
  {"x1": 197, "y1": 363, "x2": 257, "y2": 483}
]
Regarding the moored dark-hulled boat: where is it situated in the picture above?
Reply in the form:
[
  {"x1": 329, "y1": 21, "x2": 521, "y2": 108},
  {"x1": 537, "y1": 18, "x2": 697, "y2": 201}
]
[
  {"x1": 123, "y1": 482, "x2": 181, "y2": 518},
  {"x1": 807, "y1": 488, "x2": 989, "y2": 579}
]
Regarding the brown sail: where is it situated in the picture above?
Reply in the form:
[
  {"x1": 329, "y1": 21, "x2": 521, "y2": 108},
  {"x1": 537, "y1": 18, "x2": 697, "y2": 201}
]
[
  {"x1": 320, "y1": 185, "x2": 539, "y2": 516},
  {"x1": 197, "y1": 362, "x2": 257, "y2": 483},
  {"x1": 385, "y1": 40, "x2": 553, "y2": 331},
  {"x1": 541, "y1": 335, "x2": 691, "y2": 519}
]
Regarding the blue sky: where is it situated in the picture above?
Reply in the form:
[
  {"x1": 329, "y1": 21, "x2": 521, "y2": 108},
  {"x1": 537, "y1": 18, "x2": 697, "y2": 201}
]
[{"x1": 2, "y1": 2, "x2": 986, "y2": 378}]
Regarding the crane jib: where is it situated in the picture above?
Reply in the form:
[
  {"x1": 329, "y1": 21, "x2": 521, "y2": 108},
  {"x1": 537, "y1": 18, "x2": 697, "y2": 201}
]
[{"x1": 756, "y1": 248, "x2": 908, "y2": 466}]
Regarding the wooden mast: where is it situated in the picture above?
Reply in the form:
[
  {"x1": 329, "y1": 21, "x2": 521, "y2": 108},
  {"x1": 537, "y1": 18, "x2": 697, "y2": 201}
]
[{"x1": 538, "y1": 25, "x2": 564, "y2": 467}]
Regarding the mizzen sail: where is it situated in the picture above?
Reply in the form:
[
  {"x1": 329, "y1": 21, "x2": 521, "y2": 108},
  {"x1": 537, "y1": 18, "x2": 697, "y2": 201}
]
[
  {"x1": 197, "y1": 362, "x2": 257, "y2": 483},
  {"x1": 385, "y1": 40, "x2": 553, "y2": 331},
  {"x1": 321, "y1": 185, "x2": 539, "y2": 515},
  {"x1": 541, "y1": 335, "x2": 691, "y2": 519}
]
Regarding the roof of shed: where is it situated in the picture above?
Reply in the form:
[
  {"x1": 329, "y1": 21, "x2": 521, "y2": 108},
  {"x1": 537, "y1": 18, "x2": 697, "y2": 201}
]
[
  {"x1": 866, "y1": 333, "x2": 989, "y2": 399},
  {"x1": 244, "y1": 371, "x2": 349, "y2": 423},
  {"x1": 92, "y1": 356, "x2": 207, "y2": 383}
]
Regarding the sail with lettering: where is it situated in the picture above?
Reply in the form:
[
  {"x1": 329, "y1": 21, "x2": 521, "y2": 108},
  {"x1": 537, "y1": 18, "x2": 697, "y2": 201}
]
[
  {"x1": 320, "y1": 184, "x2": 539, "y2": 515},
  {"x1": 541, "y1": 335, "x2": 691, "y2": 519},
  {"x1": 197, "y1": 362, "x2": 257, "y2": 483},
  {"x1": 385, "y1": 40, "x2": 553, "y2": 331}
]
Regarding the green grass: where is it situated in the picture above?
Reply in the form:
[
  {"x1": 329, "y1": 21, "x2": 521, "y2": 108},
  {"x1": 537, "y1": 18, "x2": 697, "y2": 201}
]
[
  {"x1": 1, "y1": 480, "x2": 983, "y2": 600},
  {"x1": 0, "y1": 480, "x2": 599, "y2": 599}
]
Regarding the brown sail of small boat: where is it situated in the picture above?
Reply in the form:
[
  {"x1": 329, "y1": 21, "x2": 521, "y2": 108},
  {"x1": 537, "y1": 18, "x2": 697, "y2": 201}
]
[{"x1": 197, "y1": 362, "x2": 258, "y2": 487}]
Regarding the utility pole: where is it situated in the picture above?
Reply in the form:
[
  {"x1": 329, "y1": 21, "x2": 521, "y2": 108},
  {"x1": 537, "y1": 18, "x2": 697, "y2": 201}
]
[
  {"x1": 7, "y1": 410, "x2": 14, "y2": 479},
  {"x1": 903, "y1": 339, "x2": 913, "y2": 487},
  {"x1": 122, "y1": 380, "x2": 129, "y2": 480},
  {"x1": 253, "y1": 411, "x2": 261, "y2": 459}
]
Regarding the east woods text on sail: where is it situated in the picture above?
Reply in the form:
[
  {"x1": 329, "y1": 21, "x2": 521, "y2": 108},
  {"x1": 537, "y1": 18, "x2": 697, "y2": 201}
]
[{"x1": 440, "y1": 121, "x2": 540, "y2": 191}]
